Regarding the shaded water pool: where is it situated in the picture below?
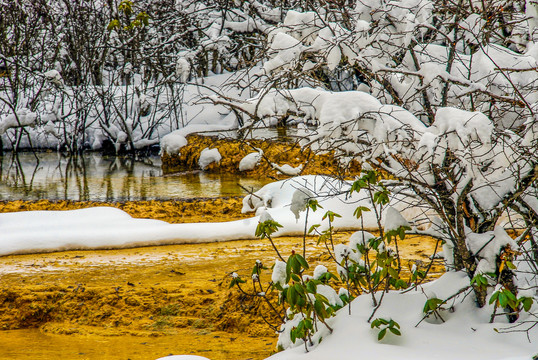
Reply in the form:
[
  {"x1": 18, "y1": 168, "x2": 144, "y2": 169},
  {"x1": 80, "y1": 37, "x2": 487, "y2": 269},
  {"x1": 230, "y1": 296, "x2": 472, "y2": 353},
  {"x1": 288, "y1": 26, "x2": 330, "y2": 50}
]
[{"x1": 0, "y1": 152, "x2": 271, "y2": 201}]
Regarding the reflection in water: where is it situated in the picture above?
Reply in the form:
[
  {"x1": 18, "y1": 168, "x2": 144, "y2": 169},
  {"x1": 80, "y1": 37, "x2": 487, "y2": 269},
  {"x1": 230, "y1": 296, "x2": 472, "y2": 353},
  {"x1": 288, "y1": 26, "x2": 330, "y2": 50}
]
[{"x1": 0, "y1": 152, "x2": 270, "y2": 201}]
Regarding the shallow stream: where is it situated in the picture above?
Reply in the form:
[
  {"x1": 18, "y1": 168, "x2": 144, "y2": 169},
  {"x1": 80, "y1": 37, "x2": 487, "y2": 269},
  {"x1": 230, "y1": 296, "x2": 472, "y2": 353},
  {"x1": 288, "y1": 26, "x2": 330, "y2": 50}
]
[{"x1": 0, "y1": 152, "x2": 270, "y2": 201}]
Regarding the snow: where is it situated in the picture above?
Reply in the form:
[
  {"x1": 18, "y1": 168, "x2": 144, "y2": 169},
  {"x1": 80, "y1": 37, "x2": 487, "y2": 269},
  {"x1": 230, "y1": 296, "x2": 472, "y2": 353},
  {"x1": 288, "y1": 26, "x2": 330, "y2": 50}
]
[
  {"x1": 1, "y1": 168, "x2": 536, "y2": 360},
  {"x1": 0, "y1": 207, "x2": 259, "y2": 256},
  {"x1": 460, "y1": 14, "x2": 486, "y2": 44},
  {"x1": 198, "y1": 147, "x2": 222, "y2": 170},
  {"x1": 315, "y1": 284, "x2": 342, "y2": 307},
  {"x1": 264, "y1": 32, "x2": 305, "y2": 74},
  {"x1": 313, "y1": 265, "x2": 328, "y2": 280},
  {"x1": 175, "y1": 58, "x2": 191, "y2": 83},
  {"x1": 0, "y1": 109, "x2": 38, "y2": 134},
  {"x1": 272, "y1": 163, "x2": 303, "y2": 176},
  {"x1": 290, "y1": 188, "x2": 314, "y2": 220},
  {"x1": 43, "y1": 70, "x2": 64, "y2": 86},
  {"x1": 272, "y1": 259, "x2": 287, "y2": 286},
  {"x1": 239, "y1": 150, "x2": 263, "y2": 171},
  {"x1": 3, "y1": 2, "x2": 538, "y2": 359},
  {"x1": 384, "y1": 206, "x2": 411, "y2": 232},
  {"x1": 467, "y1": 227, "x2": 518, "y2": 275},
  {"x1": 0, "y1": 175, "x2": 423, "y2": 256},
  {"x1": 268, "y1": 272, "x2": 538, "y2": 360},
  {"x1": 348, "y1": 231, "x2": 374, "y2": 252}
]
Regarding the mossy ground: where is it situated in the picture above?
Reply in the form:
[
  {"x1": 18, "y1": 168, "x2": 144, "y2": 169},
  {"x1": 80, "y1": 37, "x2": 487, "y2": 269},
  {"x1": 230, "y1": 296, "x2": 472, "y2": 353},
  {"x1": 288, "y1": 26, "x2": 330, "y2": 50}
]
[{"x1": 161, "y1": 135, "x2": 361, "y2": 177}]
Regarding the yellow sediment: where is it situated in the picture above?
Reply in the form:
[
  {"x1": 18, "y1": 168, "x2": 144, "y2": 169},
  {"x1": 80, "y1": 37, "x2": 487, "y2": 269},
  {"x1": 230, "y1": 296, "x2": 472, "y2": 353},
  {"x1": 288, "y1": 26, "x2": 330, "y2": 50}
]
[
  {"x1": 0, "y1": 199, "x2": 444, "y2": 360},
  {"x1": 0, "y1": 197, "x2": 250, "y2": 224},
  {"x1": 161, "y1": 135, "x2": 361, "y2": 177}
]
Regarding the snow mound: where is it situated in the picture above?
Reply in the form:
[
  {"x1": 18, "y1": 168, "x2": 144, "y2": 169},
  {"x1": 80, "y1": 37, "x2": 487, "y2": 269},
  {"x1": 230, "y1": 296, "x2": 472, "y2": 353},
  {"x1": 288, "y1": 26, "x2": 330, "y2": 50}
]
[
  {"x1": 239, "y1": 150, "x2": 263, "y2": 171},
  {"x1": 198, "y1": 147, "x2": 222, "y2": 170},
  {"x1": 268, "y1": 272, "x2": 538, "y2": 360}
]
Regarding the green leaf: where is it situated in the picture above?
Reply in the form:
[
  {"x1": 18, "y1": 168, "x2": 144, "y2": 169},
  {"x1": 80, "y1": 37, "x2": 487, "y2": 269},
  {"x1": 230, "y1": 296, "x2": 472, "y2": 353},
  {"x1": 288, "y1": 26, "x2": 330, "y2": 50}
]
[
  {"x1": 308, "y1": 224, "x2": 321, "y2": 234},
  {"x1": 505, "y1": 261, "x2": 517, "y2": 270},
  {"x1": 307, "y1": 199, "x2": 322, "y2": 212},
  {"x1": 423, "y1": 298, "x2": 443, "y2": 313},
  {"x1": 314, "y1": 299, "x2": 325, "y2": 317},
  {"x1": 353, "y1": 206, "x2": 371, "y2": 219},
  {"x1": 306, "y1": 281, "x2": 317, "y2": 294},
  {"x1": 378, "y1": 328, "x2": 387, "y2": 341},
  {"x1": 520, "y1": 297, "x2": 533, "y2": 312},
  {"x1": 294, "y1": 283, "x2": 305, "y2": 296},
  {"x1": 373, "y1": 190, "x2": 390, "y2": 205},
  {"x1": 398, "y1": 226, "x2": 406, "y2": 240},
  {"x1": 365, "y1": 170, "x2": 378, "y2": 184},
  {"x1": 288, "y1": 286, "x2": 297, "y2": 306},
  {"x1": 389, "y1": 327, "x2": 401, "y2": 336},
  {"x1": 291, "y1": 256, "x2": 301, "y2": 274},
  {"x1": 489, "y1": 291, "x2": 499, "y2": 305},
  {"x1": 296, "y1": 254, "x2": 309, "y2": 270},
  {"x1": 322, "y1": 210, "x2": 341, "y2": 222},
  {"x1": 504, "y1": 289, "x2": 517, "y2": 302},
  {"x1": 499, "y1": 293, "x2": 508, "y2": 308},
  {"x1": 387, "y1": 266, "x2": 399, "y2": 279}
]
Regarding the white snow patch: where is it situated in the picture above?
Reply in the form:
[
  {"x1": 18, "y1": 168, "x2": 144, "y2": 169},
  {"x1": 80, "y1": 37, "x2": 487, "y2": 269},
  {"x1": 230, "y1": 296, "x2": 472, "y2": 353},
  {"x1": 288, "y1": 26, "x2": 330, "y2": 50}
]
[{"x1": 198, "y1": 147, "x2": 222, "y2": 170}]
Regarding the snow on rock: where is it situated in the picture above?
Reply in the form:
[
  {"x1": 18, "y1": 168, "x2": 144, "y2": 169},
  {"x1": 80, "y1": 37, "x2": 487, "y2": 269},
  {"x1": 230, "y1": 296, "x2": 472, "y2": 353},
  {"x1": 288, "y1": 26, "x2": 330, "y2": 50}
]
[
  {"x1": 160, "y1": 110, "x2": 239, "y2": 155},
  {"x1": 0, "y1": 109, "x2": 38, "y2": 134},
  {"x1": 198, "y1": 147, "x2": 222, "y2": 170},
  {"x1": 239, "y1": 150, "x2": 263, "y2": 171}
]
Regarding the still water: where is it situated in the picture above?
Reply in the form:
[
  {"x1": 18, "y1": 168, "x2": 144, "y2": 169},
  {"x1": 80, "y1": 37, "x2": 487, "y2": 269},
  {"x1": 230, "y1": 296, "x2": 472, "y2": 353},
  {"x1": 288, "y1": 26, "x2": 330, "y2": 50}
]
[{"x1": 0, "y1": 152, "x2": 270, "y2": 201}]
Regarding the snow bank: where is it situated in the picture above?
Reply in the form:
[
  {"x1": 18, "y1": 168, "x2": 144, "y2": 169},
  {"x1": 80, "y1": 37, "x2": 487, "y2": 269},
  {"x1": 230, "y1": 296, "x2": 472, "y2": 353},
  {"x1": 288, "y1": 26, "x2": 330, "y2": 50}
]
[
  {"x1": 242, "y1": 175, "x2": 429, "y2": 231},
  {"x1": 268, "y1": 272, "x2": 538, "y2": 360},
  {"x1": 0, "y1": 176, "x2": 423, "y2": 256},
  {"x1": 0, "y1": 207, "x2": 259, "y2": 256}
]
